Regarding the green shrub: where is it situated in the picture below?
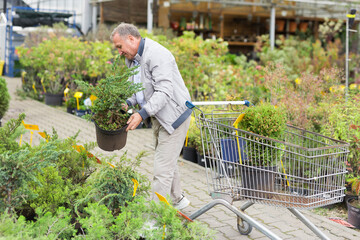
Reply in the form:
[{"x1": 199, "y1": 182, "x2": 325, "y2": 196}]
[
  {"x1": 0, "y1": 141, "x2": 67, "y2": 214},
  {"x1": 0, "y1": 114, "x2": 25, "y2": 154},
  {"x1": 0, "y1": 77, "x2": 10, "y2": 119},
  {"x1": 0, "y1": 207, "x2": 75, "y2": 239},
  {"x1": 76, "y1": 151, "x2": 150, "y2": 215},
  {"x1": 76, "y1": 56, "x2": 142, "y2": 130},
  {"x1": 76, "y1": 197, "x2": 215, "y2": 240},
  {"x1": 319, "y1": 96, "x2": 360, "y2": 180},
  {"x1": 238, "y1": 102, "x2": 287, "y2": 140},
  {"x1": 186, "y1": 116, "x2": 203, "y2": 153},
  {"x1": 238, "y1": 102, "x2": 287, "y2": 166},
  {"x1": 1, "y1": 198, "x2": 215, "y2": 240}
]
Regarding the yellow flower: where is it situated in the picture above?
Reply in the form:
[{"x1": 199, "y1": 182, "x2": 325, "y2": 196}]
[
  {"x1": 295, "y1": 78, "x2": 301, "y2": 85},
  {"x1": 350, "y1": 83, "x2": 357, "y2": 89},
  {"x1": 329, "y1": 86, "x2": 334, "y2": 92}
]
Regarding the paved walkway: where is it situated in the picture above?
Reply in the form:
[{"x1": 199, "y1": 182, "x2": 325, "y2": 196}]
[{"x1": 3, "y1": 76, "x2": 360, "y2": 240}]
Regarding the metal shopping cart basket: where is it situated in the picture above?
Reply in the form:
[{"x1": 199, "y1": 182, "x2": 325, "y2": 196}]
[{"x1": 185, "y1": 101, "x2": 349, "y2": 240}]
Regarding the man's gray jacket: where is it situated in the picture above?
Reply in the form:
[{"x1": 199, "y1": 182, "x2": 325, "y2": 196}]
[{"x1": 125, "y1": 38, "x2": 192, "y2": 135}]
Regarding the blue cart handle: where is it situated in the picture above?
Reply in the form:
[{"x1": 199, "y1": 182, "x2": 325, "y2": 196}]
[{"x1": 186, "y1": 100, "x2": 250, "y2": 109}]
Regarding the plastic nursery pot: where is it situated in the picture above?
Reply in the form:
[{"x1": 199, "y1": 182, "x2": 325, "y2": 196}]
[
  {"x1": 347, "y1": 198, "x2": 360, "y2": 229},
  {"x1": 240, "y1": 166, "x2": 277, "y2": 199},
  {"x1": 95, "y1": 122, "x2": 128, "y2": 151},
  {"x1": 44, "y1": 93, "x2": 63, "y2": 106},
  {"x1": 67, "y1": 107, "x2": 75, "y2": 114},
  {"x1": 75, "y1": 109, "x2": 90, "y2": 117},
  {"x1": 182, "y1": 146, "x2": 198, "y2": 163}
]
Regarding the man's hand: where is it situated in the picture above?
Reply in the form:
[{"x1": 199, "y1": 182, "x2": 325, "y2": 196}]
[{"x1": 126, "y1": 112, "x2": 143, "y2": 131}]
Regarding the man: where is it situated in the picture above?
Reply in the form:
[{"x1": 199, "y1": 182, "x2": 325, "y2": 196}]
[{"x1": 111, "y1": 23, "x2": 192, "y2": 210}]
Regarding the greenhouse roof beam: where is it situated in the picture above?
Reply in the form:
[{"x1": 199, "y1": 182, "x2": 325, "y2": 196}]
[{"x1": 170, "y1": 0, "x2": 360, "y2": 15}]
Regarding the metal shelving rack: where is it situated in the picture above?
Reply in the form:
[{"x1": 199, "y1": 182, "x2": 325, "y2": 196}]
[{"x1": 4, "y1": 5, "x2": 76, "y2": 77}]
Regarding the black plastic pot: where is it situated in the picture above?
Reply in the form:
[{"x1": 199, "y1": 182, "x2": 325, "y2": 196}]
[
  {"x1": 44, "y1": 93, "x2": 63, "y2": 106},
  {"x1": 347, "y1": 198, "x2": 360, "y2": 229},
  {"x1": 75, "y1": 109, "x2": 90, "y2": 117},
  {"x1": 95, "y1": 122, "x2": 128, "y2": 151},
  {"x1": 67, "y1": 107, "x2": 75, "y2": 114},
  {"x1": 345, "y1": 194, "x2": 358, "y2": 209},
  {"x1": 182, "y1": 146, "x2": 198, "y2": 163},
  {"x1": 197, "y1": 152, "x2": 212, "y2": 168},
  {"x1": 197, "y1": 152, "x2": 205, "y2": 167},
  {"x1": 240, "y1": 166, "x2": 277, "y2": 199}
]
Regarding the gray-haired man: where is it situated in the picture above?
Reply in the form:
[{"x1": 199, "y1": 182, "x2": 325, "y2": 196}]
[{"x1": 111, "y1": 23, "x2": 192, "y2": 210}]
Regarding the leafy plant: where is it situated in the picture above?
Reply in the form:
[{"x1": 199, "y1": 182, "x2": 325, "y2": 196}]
[
  {"x1": 0, "y1": 119, "x2": 96, "y2": 216},
  {"x1": 318, "y1": 18, "x2": 344, "y2": 43},
  {"x1": 22, "y1": 22, "x2": 74, "y2": 48},
  {"x1": 17, "y1": 35, "x2": 115, "y2": 97},
  {"x1": 1, "y1": 198, "x2": 216, "y2": 239},
  {"x1": 76, "y1": 197, "x2": 215, "y2": 240},
  {"x1": 237, "y1": 102, "x2": 287, "y2": 166},
  {"x1": 0, "y1": 113, "x2": 25, "y2": 154},
  {"x1": 65, "y1": 96, "x2": 77, "y2": 109},
  {"x1": 75, "y1": 151, "x2": 150, "y2": 215},
  {"x1": 186, "y1": 116, "x2": 203, "y2": 154},
  {"x1": 0, "y1": 138, "x2": 67, "y2": 215},
  {"x1": 76, "y1": 56, "x2": 143, "y2": 131},
  {"x1": 0, "y1": 77, "x2": 10, "y2": 119},
  {"x1": 0, "y1": 207, "x2": 75, "y2": 239}
]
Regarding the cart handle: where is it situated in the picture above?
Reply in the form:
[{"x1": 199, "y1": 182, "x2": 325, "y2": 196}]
[{"x1": 186, "y1": 100, "x2": 250, "y2": 109}]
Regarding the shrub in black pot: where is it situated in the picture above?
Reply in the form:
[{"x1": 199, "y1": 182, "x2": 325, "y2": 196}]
[
  {"x1": 236, "y1": 102, "x2": 287, "y2": 198},
  {"x1": 76, "y1": 56, "x2": 142, "y2": 151}
]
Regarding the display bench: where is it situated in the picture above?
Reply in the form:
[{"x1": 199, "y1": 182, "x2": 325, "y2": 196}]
[{"x1": 158, "y1": 0, "x2": 321, "y2": 54}]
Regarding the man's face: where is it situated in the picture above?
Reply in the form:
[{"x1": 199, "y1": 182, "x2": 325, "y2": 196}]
[{"x1": 112, "y1": 33, "x2": 139, "y2": 60}]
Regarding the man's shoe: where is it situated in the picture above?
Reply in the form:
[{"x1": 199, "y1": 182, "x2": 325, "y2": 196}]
[{"x1": 173, "y1": 195, "x2": 190, "y2": 210}]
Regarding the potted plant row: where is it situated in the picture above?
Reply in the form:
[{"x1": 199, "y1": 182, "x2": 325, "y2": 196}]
[
  {"x1": 183, "y1": 116, "x2": 211, "y2": 167},
  {"x1": 16, "y1": 34, "x2": 115, "y2": 107},
  {"x1": 76, "y1": 56, "x2": 143, "y2": 151}
]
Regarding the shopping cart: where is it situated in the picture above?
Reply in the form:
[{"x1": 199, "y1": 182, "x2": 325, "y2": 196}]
[{"x1": 185, "y1": 101, "x2": 349, "y2": 240}]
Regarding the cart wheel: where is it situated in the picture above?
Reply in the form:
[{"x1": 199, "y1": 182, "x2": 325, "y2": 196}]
[{"x1": 237, "y1": 216, "x2": 252, "y2": 235}]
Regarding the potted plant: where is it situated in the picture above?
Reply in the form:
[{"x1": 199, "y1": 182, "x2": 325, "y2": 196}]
[
  {"x1": 0, "y1": 77, "x2": 10, "y2": 127},
  {"x1": 183, "y1": 117, "x2": 201, "y2": 164},
  {"x1": 345, "y1": 125, "x2": 360, "y2": 228},
  {"x1": 37, "y1": 70, "x2": 65, "y2": 106},
  {"x1": 236, "y1": 102, "x2": 287, "y2": 198},
  {"x1": 65, "y1": 96, "x2": 77, "y2": 114},
  {"x1": 76, "y1": 56, "x2": 142, "y2": 151},
  {"x1": 346, "y1": 177, "x2": 360, "y2": 228}
]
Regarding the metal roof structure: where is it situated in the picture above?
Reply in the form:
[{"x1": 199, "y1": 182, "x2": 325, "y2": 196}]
[{"x1": 169, "y1": 0, "x2": 360, "y2": 19}]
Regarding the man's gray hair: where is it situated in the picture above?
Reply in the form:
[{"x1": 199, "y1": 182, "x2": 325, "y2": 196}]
[{"x1": 110, "y1": 23, "x2": 141, "y2": 41}]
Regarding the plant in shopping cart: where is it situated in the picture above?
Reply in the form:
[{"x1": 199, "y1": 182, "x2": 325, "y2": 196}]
[{"x1": 237, "y1": 102, "x2": 287, "y2": 166}]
